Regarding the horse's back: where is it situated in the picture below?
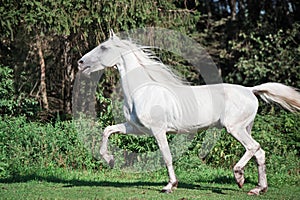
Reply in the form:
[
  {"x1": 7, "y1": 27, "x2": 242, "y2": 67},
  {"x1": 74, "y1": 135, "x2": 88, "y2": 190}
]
[{"x1": 181, "y1": 83, "x2": 258, "y2": 130}]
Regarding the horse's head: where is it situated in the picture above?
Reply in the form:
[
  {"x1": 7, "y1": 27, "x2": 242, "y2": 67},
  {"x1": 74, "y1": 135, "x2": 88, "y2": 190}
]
[{"x1": 78, "y1": 30, "x2": 123, "y2": 75}]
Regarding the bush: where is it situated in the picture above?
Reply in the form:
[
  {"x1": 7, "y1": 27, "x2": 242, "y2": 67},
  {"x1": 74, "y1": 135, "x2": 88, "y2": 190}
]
[
  {"x1": 223, "y1": 23, "x2": 300, "y2": 87},
  {"x1": 189, "y1": 111, "x2": 299, "y2": 174},
  {"x1": 0, "y1": 116, "x2": 103, "y2": 178},
  {"x1": 0, "y1": 112, "x2": 298, "y2": 178},
  {"x1": 0, "y1": 65, "x2": 38, "y2": 117},
  {"x1": 0, "y1": 66, "x2": 17, "y2": 115}
]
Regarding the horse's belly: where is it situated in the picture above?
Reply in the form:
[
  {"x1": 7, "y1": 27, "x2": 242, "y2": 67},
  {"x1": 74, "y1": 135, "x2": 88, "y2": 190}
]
[{"x1": 168, "y1": 91, "x2": 223, "y2": 132}]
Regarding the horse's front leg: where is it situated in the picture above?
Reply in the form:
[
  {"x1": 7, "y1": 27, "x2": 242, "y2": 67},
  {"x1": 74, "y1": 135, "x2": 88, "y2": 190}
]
[
  {"x1": 152, "y1": 129, "x2": 178, "y2": 193},
  {"x1": 100, "y1": 122, "x2": 137, "y2": 168}
]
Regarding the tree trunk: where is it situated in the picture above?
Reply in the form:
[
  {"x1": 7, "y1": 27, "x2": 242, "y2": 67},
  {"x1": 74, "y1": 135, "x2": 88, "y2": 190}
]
[
  {"x1": 230, "y1": 0, "x2": 236, "y2": 20},
  {"x1": 37, "y1": 35, "x2": 49, "y2": 110},
  {"x1": 62, "y1": 38, "x2": 75, "y2": 115}
]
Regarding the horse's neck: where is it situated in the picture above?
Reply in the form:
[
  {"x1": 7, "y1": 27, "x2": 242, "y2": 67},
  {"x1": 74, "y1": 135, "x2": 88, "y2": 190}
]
[{"x1": 118, "y1": 52, "x2": 153, "y2": 100}]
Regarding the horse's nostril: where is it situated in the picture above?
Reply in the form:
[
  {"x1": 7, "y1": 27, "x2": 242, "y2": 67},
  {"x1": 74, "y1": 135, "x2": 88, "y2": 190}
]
[{"x1": 78, "y1": 60, "x2": 84, "y2": 64}]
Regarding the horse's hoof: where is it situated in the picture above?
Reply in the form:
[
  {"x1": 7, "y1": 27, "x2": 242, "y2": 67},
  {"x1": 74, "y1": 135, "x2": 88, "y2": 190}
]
[
  {"x1": 237, "y1": 178, "x2": 244, "y2": 188},
  {"x1": 108, "y1": 158, "x2": 115, "y2": 168},
  {"x1": 247, "y1": 186, "x2": 268, "y2": 195},
  {"x1": 105, "y1": 155, "x2": 114, "y2": 168},
  {"x1": 248, "y1": 191, "x2": 259, "y2": 195},
  {"x1": 161, "y1": 189, "x2": 172, "y2": 193},
  {"x1": 102, "y1": 154, "x2": 115, "y2": 168},
  {"x1": 160, "y1": 180, "x2": 178, "y2": 193},
  {"x1": 248, "y1": 186, "x2": 268, "y2": 196},
  {"x1": 261, "y1": 187, "x2": 268, "y2": 193},
  {"x1": 172, "y1": 180, "x2": 179, "y2": 188}
]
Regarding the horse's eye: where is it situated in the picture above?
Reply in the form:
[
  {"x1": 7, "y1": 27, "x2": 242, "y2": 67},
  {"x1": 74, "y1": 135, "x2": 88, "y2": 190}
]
[{"x1": 100, "y1": 45, "x2": 107, "y2": 51}]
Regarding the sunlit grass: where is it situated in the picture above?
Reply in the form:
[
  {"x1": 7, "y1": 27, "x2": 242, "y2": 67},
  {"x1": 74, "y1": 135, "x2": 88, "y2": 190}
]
[{"x1": 1, "y1": 157, "x2": 299, "y2": 200}]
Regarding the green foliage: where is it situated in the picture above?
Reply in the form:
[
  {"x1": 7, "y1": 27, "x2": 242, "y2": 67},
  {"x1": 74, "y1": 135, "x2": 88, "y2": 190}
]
[
  {"x1": 189, "y1": 112, "x2": 300, "y2": 175},
  {"x1": 0, "y1": 116, "x2": 103, "y2": 178},
  {"x1": 1, "y1": 0, "x2": 298, "y2": 119},
  {"x1": 0, "y1": 65, "x2": 37, "y2": 116},
  {"x1": 1, "y1": 0, "x2": 77, "y2": 36},
  {"x1": 224, "y1": 23, "x2": 300, "y2": 87},
  {"x1": 1, "y1": 0, "x2": 201, "y2": 118},
  {"x1": 0, "y1": 112, "x2": 299, "y2": 185},
  {"x1": 0, "y1": 66, "x2": 15, "y2": 114},
  {"x1": 189, "y1": 128, "x2": 241, "y2": 168},
  {"x1": 1, "y1": 0, "x2": 199, "y2": 40}
]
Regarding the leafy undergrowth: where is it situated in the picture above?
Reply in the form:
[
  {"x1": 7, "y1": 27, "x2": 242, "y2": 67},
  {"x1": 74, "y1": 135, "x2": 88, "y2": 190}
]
[{"x1": 0, "y1": 113, "x2": 299, "y2": 199}]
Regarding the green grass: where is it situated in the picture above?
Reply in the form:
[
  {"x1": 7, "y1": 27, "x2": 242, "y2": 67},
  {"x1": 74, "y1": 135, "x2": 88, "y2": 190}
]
[{"x1": 1, "y1": 160, "x2": 299, "y2": 200}]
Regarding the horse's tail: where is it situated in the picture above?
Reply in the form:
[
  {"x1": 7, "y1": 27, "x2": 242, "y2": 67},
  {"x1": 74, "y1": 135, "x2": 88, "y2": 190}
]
[{"x1": 250, "y1": 82, "x2": 300, "y2": 112}]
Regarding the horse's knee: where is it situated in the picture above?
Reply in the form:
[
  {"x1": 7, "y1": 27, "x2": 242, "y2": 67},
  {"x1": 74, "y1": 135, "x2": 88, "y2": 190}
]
[
  {"x1": 248, "y1": 143, "x2": 261, "y2": 154},
  {"x1": 103, "y1": 126, "x2": 114, "y2": 137},
  {"x1": 99, "y1": 148, "x2": 106, "y2": 156},
  {"x1": 102, "y1": 127, "x2": 117, "y2": 144}
]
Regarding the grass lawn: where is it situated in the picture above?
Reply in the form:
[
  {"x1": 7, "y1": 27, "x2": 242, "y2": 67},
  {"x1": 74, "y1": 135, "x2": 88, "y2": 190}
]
[{"x1": 1, "y1": 162, "x2": 299, "y2": 200}]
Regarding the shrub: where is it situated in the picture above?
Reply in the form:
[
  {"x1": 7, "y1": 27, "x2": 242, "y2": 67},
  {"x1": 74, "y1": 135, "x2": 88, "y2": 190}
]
[
  {"x1": 0, "y1": 116, "x2": 103, "y2": 178},
  {"x1": 223, "y1": 23, "x2": 300, "y2": 88},
  {"x1": 0, "y1": 65, "x2": 38, "y2": 117},
  {"x1": 190, "y1": 111, "x2": 300, "y2": 174},
  {"x1": 0, "y1": 112, "x2": 298, "y2": 178}
]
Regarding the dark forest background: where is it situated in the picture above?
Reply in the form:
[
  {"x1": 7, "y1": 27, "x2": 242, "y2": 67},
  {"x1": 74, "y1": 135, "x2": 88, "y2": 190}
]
[{"x1": 1, "y1": 0, "x2": 299, "y2": 120}]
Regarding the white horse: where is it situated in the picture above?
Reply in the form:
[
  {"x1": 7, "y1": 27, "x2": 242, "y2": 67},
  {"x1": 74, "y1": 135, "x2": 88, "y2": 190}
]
[{"x1": 78, "y1": 30, "x2": 300, "y2": 195}]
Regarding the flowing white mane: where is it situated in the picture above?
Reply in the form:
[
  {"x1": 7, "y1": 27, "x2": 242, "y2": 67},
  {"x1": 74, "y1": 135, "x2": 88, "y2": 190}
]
[{"x1": 119, "y1": 39, "x2": 187, "y2": 86}]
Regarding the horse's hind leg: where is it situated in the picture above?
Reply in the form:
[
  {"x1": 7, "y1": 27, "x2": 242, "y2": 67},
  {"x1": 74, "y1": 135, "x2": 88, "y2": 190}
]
[
  {"x1": 248, "y1": 148, "x2": 268, "y2": 195},
  {"x1": 227, "y1": 127, "x2": 260, "y2": 189},
  {"x1": 246, "y1": 122, "x2": 268, "y2": 195}
]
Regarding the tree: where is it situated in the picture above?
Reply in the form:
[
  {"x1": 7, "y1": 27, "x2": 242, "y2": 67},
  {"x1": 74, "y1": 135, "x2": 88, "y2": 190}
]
[{"x1": 0, "y1": 0, "x2": 299, "y2": 119}]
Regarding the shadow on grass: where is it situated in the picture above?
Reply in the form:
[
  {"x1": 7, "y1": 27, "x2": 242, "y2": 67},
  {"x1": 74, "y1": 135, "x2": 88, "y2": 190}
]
[{"x1": 0, "y1": 171, "x2": 246, "y2": 195}]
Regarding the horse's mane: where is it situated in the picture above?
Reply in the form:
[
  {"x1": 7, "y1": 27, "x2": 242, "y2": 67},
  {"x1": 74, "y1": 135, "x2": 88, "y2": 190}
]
[{"x1": 119, "y1": 39, "x2": 187, "y2": 86}]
